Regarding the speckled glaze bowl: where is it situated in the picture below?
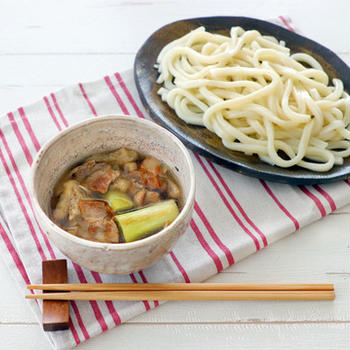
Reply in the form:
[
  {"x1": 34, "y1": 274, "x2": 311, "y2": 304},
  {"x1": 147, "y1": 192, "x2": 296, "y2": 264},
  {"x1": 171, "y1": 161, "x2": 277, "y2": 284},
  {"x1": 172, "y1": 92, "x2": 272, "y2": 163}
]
[{"x1": 30, "y1": 115, "x2": 195, "y2": 274}]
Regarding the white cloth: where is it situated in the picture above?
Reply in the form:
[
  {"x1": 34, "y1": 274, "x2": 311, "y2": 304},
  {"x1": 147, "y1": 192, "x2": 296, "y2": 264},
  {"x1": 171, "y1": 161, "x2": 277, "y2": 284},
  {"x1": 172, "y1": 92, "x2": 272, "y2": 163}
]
[{"x1": 0, "y1": 16, "x2": 349, "y2": 349}]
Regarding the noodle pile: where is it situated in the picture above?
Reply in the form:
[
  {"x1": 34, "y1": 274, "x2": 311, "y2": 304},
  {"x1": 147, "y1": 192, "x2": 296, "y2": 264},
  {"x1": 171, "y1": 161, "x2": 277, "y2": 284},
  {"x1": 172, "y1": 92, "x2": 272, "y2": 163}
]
[{"x1": 156, "y1": 27, "x2": 350, "y2": 171}]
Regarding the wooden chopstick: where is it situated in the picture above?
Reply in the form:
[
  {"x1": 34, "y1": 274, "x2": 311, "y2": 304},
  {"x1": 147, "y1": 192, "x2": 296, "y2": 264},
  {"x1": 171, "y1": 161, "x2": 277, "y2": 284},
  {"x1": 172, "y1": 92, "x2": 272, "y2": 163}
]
[
  {"x1": 25, "y1": 290, "x2": 335, "y2": 301},
  {"x1": 27, "y1": 283, "x2": 334, "y2": 292}
]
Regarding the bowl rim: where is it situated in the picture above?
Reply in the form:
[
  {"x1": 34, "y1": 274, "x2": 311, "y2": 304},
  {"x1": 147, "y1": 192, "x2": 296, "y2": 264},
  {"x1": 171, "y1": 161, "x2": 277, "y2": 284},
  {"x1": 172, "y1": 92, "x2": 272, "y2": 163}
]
[{"x1": 30, "y1": 114, "x2": 195, "y2": 251}]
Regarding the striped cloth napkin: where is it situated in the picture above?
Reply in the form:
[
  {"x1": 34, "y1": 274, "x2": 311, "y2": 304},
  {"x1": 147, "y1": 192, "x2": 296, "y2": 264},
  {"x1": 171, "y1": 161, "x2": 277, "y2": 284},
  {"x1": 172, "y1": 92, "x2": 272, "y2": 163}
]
[{"x1": 0, "y1": 16, "x2": 349, "y2": 349}]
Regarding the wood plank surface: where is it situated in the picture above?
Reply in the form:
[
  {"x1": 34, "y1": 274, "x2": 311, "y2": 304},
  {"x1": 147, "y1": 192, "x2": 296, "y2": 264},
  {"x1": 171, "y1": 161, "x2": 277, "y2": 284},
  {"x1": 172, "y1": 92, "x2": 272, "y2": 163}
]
[{"x1": 1, "y1": 323, "x2": 349, "y2": 350}]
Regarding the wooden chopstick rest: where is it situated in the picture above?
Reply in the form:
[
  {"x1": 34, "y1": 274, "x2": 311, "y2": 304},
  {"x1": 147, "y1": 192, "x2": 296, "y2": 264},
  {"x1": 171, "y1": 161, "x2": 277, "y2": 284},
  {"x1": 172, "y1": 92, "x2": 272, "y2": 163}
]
[{"x1": 41, "y1": 259, "x2": 69, "y2": 332}]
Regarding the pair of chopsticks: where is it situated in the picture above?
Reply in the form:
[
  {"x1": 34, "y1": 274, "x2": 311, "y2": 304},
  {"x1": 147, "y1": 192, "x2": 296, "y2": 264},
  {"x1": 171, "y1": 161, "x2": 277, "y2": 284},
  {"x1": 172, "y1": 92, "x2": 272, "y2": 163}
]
[{"x1": 26, "y1": 283, "x2": 335, "y2": 301}]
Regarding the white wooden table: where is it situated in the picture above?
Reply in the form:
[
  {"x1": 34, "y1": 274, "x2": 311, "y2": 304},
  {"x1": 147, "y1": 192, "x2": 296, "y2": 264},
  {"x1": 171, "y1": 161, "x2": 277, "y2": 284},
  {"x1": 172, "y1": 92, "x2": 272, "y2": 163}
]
[{"x1": 0, "y1": 1, "x2": 349, "y2": 349}]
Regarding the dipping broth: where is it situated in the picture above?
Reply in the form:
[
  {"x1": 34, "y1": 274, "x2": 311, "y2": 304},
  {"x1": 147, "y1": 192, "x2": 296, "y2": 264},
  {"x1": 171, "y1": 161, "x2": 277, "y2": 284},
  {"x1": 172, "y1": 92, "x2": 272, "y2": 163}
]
[{"x1": 50, "y1": 148, "x2": 182, "y2": 243}]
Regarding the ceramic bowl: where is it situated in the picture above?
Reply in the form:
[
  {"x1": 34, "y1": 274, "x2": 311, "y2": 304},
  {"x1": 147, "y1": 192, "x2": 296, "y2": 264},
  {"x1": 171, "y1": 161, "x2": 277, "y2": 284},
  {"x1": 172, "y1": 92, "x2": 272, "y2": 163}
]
[{"x1": 30, "y1": 115, "x2": 195, "y2": 274}]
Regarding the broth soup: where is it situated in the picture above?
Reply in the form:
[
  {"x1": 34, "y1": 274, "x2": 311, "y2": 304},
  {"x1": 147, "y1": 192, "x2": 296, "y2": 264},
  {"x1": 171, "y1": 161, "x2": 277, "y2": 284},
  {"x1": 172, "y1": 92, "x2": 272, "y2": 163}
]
[{"x1": 50, "y1": 147, "x2": 182, "y2": 243}]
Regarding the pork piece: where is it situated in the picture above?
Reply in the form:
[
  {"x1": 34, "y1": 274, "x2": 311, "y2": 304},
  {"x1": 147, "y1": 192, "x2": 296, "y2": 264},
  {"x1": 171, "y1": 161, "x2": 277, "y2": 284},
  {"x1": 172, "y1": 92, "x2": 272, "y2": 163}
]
[
  {"x1": 140, "y1": 157, "x2": 161, "y2": 175},
  {"x1": 79, "y1": 200, "x2": 114, "y2": 220},
  {"x1": 109, "y1": 177, "x2": 132, "y2": 192},
  {"x1": 160, "y1": 164, "x2": 171, "y2": 176},
  {"x1": 167, "y1": 179, "x2": 181, "y2": 199},
  {"x1": 123, "y1": 161, "x2": 137, "y2": 173},
  {"x1": 128, "y1": 169, "x2": 162, "y2": 191},
  {"x1": 133, "y1": 189, "x2": 146, "y2": 206},
  {"x1": 53, "y1": 180, "x2": 87, "y2": 222},
  {"x1": 76, "y1": 200, "x2": 119, "y2": 243},
  {"x1": 144, "y1": 190, "x2": 161, "y2": 205},
  {"x1": 88, "y1": 148, "x2": 139, "y2": 166},
  {"x1": 70, "y1": 160, "x2": 109, "y2": 179},
  {"x1": 84, "y1": 164, "x2": 119, "y2": 194}
]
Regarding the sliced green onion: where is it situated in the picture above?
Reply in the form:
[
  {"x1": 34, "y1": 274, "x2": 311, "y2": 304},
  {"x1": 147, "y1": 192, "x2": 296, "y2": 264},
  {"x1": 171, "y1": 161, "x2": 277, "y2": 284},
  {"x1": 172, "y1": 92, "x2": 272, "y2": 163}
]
[
  {"x1": 115, "y1": 200, "x2": 179, "y2": 242},
  {"x1": 104, "y1": 190, "x2": 134, "y2": 212}
]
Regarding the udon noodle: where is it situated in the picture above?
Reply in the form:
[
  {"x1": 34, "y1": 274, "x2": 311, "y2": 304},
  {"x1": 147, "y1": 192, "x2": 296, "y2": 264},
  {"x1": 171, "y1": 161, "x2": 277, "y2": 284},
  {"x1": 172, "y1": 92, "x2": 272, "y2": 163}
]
[{"x1": 156, "y1": 27, "x2": 350, "y2": 171}]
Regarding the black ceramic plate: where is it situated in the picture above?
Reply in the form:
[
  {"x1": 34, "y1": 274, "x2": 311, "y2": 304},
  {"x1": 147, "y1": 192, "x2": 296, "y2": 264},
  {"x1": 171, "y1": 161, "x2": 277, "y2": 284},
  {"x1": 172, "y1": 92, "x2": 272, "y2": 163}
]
[{"x1": 134, "y1": 16, "x2": 350, "y2": 184}]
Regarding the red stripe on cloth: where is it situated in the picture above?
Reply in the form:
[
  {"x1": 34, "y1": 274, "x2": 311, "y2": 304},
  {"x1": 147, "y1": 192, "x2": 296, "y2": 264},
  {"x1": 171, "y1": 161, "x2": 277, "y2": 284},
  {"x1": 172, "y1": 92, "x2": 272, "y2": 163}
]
[
  {"x1": 139, "y1": 271, "x2": 159, "y2": 307},
  {"x1": 130, "y1": 273, "x2": 151, "y2": 310},
  {"x1": 43, "y1": 96, "x2": 62, "y2": 130},
  {"x1": 79, "y1": 83, "x2": 98, "y2": 116},
  {"x1": 195, "y1": 154, "x2": 260, "y2": 250},
  {"x1": 104, "y1": 76, "x2": 129, "y2": 114},
  {"x1": 168, "y1": 251, "x2": 191, "y2": 283},
  {"x1": 7, "y1": 112, "x2": 33, "y2": 165},
  {"x1": 90, "y1": 271, "x2": 122, "y2": 326},
  {"x1": 299, "y1": 186, "x2": 327, "y2": 217},
  {"x1": 260, "y1": 180, "x2": 300, "y2": 230},
  {"x1": 345, "y1": 180, "x2": 350, "y2": 187},
  {"x1": 313, "y1": 185, "x2": 336, "y2": 212},
  {"x1": 0, "y1": 221, "x2": 31, "y2": 283},
  {"x1": 0, "y1": 222, "x2": 81, "y2": 344},
  {"x1": 190, "y1": 219, "x2": 223, "y2": 272},
  {"x1": 208, "y1": 160, "x2": 268, "y2": 247},
  {"x1": 0, "y1": 145, "x2": 46, "y2": 260},
  {"x1": 0, "y1": 127, "x2": 56, "y2": 259},
  {"x1": 194, "y1": 201, "x2": 234, "y2": 266},
  {"x1": 70, "y1": 299, "x2": 90, "y2": 341},
  {"x1": 115, "y1": 72, "x2": 145, "y2": 119},
  {"x1": 50, "y1": 93, "x2": 69, "y2": 128},
  {"x1": 279, "y1": 15, "x2": 295, "y2": 32},
  {"x1": 73, "y1": 263, "x2": 108, "y2": 332},
  {"x1": 68, "y1": 318, "x2": 81, "y2": 345},
  {"x1": 18, "y1": 107, "x2": 41, "y2": 152}
]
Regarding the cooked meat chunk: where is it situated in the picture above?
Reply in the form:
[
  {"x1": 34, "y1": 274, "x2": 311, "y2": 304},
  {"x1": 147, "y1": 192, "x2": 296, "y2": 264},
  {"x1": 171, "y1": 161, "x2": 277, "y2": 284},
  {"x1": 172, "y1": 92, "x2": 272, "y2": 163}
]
[
  {"x1": 133, "y1": 189, "x2": 146, "y2": 206},
  {"x1": 144, "y1": 173, "x2": 161, "y2": 190},
  {"x1": 128, "y1": 169, "x2": 163, "y2": 191},
  {"x1": 76, "y1": 200, "x2": 119, "y2": 243},
  {"x1": 79, "y1": 200, "x2": 114, "y2": 220},
  {"x1": 124, "y1": 161, "x2": 137, "y2": 173},
  {"x1": 167, "y1": 179, "x2": 181, "y2": 199},
  {"x1": 70, "y1": 160, "x2": 110, "y2": 179},
  {"x1": 111, "y1": 148, "x2": 139, "y2": 165},
  {"x1": 110, "y1": 177, "x2": 131, "y2": 192},
  {"x1": 159, "y1": 180, "x2": 168, "y2": 193},
  {"x1": 160, "y1": 164, "x2": 171, "y2": 176},
  {"x1": 87, "y1": 221, "x2": 119, "y2": 243},
  {"x1": 88, "y1": 148, "x2": 138, "y2": 165},
  {"x1": 128, "y1": 180, "x2": 145, "y2": 195},
  {"x1": 144, "y1": 191, "x2": 161, "y2": 204},
  {"x1": 140, "y1": 157, "x2": 161, "y2": 175},
  {"x1": 84, "y1": 164, "x2": 118, "y2": 193},
  {"x1": 53, "y1": 180, "x2": 87, "y2": 221}
]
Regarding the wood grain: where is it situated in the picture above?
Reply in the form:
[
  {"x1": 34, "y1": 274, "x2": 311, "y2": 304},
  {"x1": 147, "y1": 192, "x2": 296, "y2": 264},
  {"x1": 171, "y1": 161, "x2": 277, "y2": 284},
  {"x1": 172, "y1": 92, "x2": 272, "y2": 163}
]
[
  {"x1": 27, "y1": 283, "x2": 334, "y2": 291},
  {"x1": 41, "y1": 260, "x2": 69, "y2": 331}
]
